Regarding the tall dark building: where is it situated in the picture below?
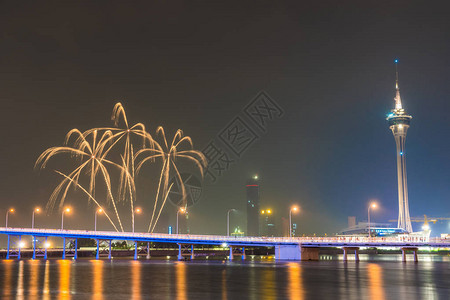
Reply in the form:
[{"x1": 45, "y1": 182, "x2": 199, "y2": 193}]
[{"x1": 246, "y1": 175, "x2": 260, "y2": 236}]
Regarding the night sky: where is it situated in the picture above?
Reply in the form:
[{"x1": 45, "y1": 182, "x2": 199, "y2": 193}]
[{"x1": 1, "y1": 1, "x2": 449, "y2": 236}]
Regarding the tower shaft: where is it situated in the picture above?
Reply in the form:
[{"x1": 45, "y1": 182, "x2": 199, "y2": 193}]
[{"x1": 391, "y1": 124, "x2": 413, "y2": 232}]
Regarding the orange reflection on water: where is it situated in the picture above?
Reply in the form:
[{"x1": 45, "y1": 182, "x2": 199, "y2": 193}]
[
  {"x1": 262, "y1": 268, "x2": 276, "y2": 300},
  {"x1": 175, "y1": 262, "x2": 187, "y2": 300},
  {"x1": 29, "y1": 260, "x2": 40, "y2": 296},
  {"x1": 367, "y1": 263, "x2": 385, "y2": 300},
  {"x1": 91, "y1": 260, "x2": 104, "y2": 300},
  {"x1": 131, "y1": 261, "x2": 142, "y2": 300},
  {"x1": 17, "y1": 260, "x2": 24, "y2": 298},
  {"x1": 43, "y1": 261, "x2": 50, "y2": 300},
  {"x1": 287, "y1": 262, "x2": 304, "y2": 300},
  {"x1": 58, "y1": 260, "x2": 72, "y2": 299},
  {"x1": 2, "y1": 260, "x2": 13, "y2": 298},
  {"x1": 221, "y1": 270, "x2": 227, "y2": 300}
]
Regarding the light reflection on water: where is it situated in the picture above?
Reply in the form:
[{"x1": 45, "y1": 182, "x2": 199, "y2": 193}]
[{"x1": 0, "y1": 255, "x2": 449, "y2": 299}]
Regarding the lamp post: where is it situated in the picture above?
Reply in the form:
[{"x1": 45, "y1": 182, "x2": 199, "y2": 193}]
[
  {"x1": 289, "y1": 206, "x2": 299, "y2": 238},
  {"x1": 5, "y1": 208, "x2": 14, "y2": 228},
  {"x1": 227, "y1": 209, "x2": 236, "y2": 236},
  {"x1": 61, "y1": 208, "x2": 71, "y2": 230},
  {"x1": 32, "y1": 208, "x2": 40, "y2": 229},
  {"x1": 368, "y1": 203, "x2": 377, "y2": 238},
  {"x1": 176, "y1": 207, "x2": 186, "y2": 234},
  {"x1": 95, "y1": 208, "x2": 103, "y2": 232},
  {"x1": 133, "y1": 207, "x2": 142, "y2": 233}
]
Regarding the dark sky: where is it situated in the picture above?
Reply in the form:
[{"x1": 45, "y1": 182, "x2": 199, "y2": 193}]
[{"x1": 0, "y1": 0, "x2": 449, "y2": 236}]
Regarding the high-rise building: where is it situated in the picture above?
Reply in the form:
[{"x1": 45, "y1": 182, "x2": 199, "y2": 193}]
[
  {"x1": 260, "y1": 209, "x2": 276, "y2": 237},
  {"x1": 386, "y1": 60, "x2": 413, "y2": 233},
  {"x1": 246, "y1": 175, "x2": 260, "y2": 236}
]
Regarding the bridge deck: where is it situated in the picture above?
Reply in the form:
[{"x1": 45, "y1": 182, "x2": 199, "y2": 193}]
[{"x1": 1, "y1": 228, "x2": 449, "y2": 248}]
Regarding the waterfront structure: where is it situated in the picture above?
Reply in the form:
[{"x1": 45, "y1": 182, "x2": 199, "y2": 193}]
[
  {"x1": 387, "y1": 60, "x2": 413, "y2": 233},
  {"x1": 246, "y1": 175, "x2": 260, "y2": 236},
  {"x1": 1, "y1": 227, "x2": 447, "y2": 262}
]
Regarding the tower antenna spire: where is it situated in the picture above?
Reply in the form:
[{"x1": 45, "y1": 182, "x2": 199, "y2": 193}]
[
  {"x1": 394, "y1": 59, "x2": 402, "y2": 109},
  {"x1": 395, "y1": 59, "x2": 399, "y2": 89}
]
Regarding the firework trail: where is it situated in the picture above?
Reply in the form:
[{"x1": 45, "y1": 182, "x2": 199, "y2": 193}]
[
  {"x1": 55, "y1": 170, "x2": 119, "y2": 232},
  {"x1": 36, "y1": 128, "x2": 125, "y2": 231},
  {"x1": 136, "y1": 127, "x2": 206, "y2": 233},
  {"x1": 86, "y1": 103, "x2": 155, "y2": 231}
]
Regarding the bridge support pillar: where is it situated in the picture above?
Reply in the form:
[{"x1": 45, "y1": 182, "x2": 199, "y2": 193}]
[
  {"x1": 229, "y1": 246, "x2": 233, "y2": 261},
  {"x1": 178, "y1": 244, "x2": 183, "y2": 260},
  {"x1": 108, "y1": 240, "x2": 112, "y2": 260},
  {"x1": 74, "y1": 238, "x2": 78, "y2": 260},
  {"x1": 62, "y1": 237, "x2": 66, "y2": 259},
  {"x1": 18, "y1": 236, "x2": 22, "y2": 260},
  {"x1": 6, "y1": 235, "x2": 10, "y2": 259},
  {"x1": 275, "y1": 245, "x2": 319, "y2": 261},
  {"x1": 401, "y1": 247, "x2": 418, "y2": 262},
  {"x1": 33, "y1": 236, "x2": 36, "y2": 259},
  {"x1": 134, "y1": 242, "x2": 138, "y2": 260},
  {"x1": 44, "y1": 237, "x2": 48, "y2": 260},
  {"x1": 96, "y1": 239, "x2": 100, "y2": 260},
  {"x1": 191, "y1": 245, "x2": 194, "y2": 260},
  {"x1": 146, "y1": 242, "x2": 151, "y2": 259},
  {"x1": 242, "y1": 247, "x2": 246, "y2": 260},
  {"x1": 342, "y1": 247, "x2": 359, "y2": 262}
]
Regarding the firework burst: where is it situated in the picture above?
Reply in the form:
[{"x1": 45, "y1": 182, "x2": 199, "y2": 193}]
[{"x1": 136, "y1": 126, "x2": 206, "y2": 233}]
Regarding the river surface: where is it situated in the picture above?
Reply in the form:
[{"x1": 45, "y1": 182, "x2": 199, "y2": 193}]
[{"x1": 1, "y1": 255, "x2": 449, "y2": 299}]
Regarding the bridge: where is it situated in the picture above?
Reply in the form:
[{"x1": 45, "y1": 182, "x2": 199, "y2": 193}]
[{"x1": 1, "y1": 227, "x2": 449, "y2": 262}]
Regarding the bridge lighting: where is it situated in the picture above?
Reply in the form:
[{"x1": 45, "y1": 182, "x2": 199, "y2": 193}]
[
  {"x1": 132, "y1": 207, "x2": 142, "y2": 233},
  {"x1": 18, "y1": 241, "x2": 26, "y2": 248},
  {"x1": 289, "y1": 206, "x2": 299, "y2": 238},
  {"x1": 368, "y1": 202, "x2": 378, "y2": 238},
  {"x1": 61, "y1": 207, "x2": 72, "y2": 230},
  {"x1": 253, "y1": 174, "x2": 258, "y2": 180},
  {"x1": 261, "y1": 210, "x2": 265, "y2": 214},
  {"x1": 176, "y1": 207, "x2": 186, "y2": 234},
  {"x1": 221, "y1": 242, "x2": 228, "y2": 248},
  {"x1": 44, "y1": 242, "x2": 51, "y2": 249},
  {"x1": 5, "y1": 208, "x2": 15, "y2": 228},
  {"x1": 32, "y1": 207, "x2": 41, "y2": 229},
  {"x1": 95, "y1": 208, "x2": 104, "y2": 232},
  {"x1": 267, "y1": 209, "x2": 272, "y2": 214}
]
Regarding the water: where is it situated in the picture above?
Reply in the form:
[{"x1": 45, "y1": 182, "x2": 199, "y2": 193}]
[{"x1": 1, "y1": 255, "x2": 449, "y2": 299}]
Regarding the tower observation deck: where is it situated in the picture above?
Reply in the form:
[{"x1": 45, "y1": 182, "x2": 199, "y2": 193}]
[{"x1": 386, "y1": 60, "x2": 413, "y2": 233}]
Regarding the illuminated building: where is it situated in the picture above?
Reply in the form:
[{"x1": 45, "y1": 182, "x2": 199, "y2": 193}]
[
  {"x1": 386, "y1": 60, "x2": 413, "y2": 233},
  {"x1": 246, "y1": 175, "x2": 260, "y2": 236},
  {"x1": 260, "y1": 209, "x2": 276, "y2": 237}
]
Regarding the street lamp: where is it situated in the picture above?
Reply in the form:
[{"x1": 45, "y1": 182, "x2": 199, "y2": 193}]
[
  {"x1": 95, "y1": 208, "x2": 103, "y2": 232},
  {"x1": 5, "y1": 208, "x2": 14, "y2": 228},
  {"x1": 368, "y1": 203, "x2": 377, "y2": 238},
  {"x1": 289, "y1": 206, "x2": 299, "y2": 238},
  {"x1": 61, "y1": 207, "x2": 71, "y2": 230},
  {"x1": 227, "y1": 209, "x2": 236, "y2": 236},
  {"x1": 32, "y1": 208, "x2": 40, "y2": 229},
  {"x1": 133, "y1": 207, "x2": 142, "y2": 233},
  {"x1": 176, "y1": 207, "x2": 186, "y2": 234}
]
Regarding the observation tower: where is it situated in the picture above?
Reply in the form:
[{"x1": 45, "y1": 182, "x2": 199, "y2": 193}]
[{"x1": 386, "y1": 60, "x2": 413, "y2": 233}]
